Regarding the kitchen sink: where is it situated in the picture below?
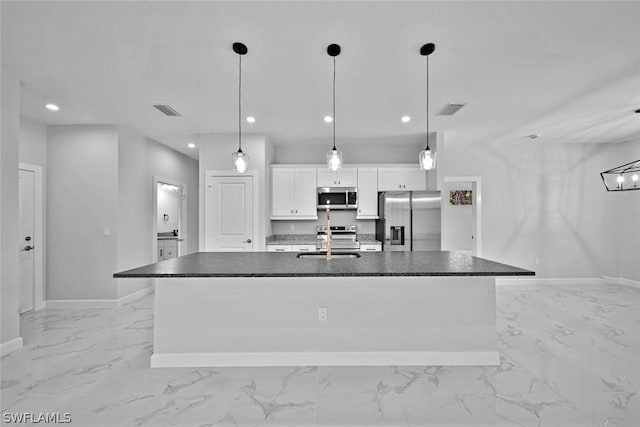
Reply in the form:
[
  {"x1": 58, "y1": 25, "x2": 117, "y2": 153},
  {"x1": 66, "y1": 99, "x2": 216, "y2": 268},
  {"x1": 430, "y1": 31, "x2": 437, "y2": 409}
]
[{"x1": 296, "y1": 252, "x2": 361, "y2": 259}]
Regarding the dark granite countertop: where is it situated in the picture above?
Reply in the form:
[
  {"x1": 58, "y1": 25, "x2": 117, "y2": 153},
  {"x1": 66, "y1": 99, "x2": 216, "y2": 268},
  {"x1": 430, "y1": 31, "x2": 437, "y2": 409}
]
[{"x1": 114, "y1": 251, "x2": 534, "y2": 278}]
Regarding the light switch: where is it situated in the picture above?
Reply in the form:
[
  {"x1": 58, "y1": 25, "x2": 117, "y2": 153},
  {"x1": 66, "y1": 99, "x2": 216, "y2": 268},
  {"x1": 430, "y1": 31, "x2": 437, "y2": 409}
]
[{"x1": 103, "y1": 227, "x2": 110, "y2": 237}]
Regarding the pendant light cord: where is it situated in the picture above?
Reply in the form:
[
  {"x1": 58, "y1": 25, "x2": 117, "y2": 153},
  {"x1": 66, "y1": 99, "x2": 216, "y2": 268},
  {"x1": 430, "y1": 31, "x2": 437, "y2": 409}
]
[
  {"x1": 425, "y1": 54, "x2": 430, "y2": 151},
  {"x1": 238, "y1": 54, "x2": 242, "y2": 152},
  {"x1": 332, "y1": 56, "x2": 336, "y2": 151}
]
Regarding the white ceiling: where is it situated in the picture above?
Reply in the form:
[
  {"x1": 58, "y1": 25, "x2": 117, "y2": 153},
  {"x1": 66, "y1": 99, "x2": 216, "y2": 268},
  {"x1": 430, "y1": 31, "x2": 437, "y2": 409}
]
[{"x1": 3, "y1": 1, "x2": 640, "y2": 160}]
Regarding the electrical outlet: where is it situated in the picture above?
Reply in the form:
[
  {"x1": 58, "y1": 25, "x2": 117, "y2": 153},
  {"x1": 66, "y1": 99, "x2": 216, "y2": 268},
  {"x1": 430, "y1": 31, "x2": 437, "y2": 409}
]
[
  {"x1": 103, "y1": 227, "x2": 110, "y2": 237},
  {"x1": 318, "y1": 306, "x2": 328, "y2": 322}
]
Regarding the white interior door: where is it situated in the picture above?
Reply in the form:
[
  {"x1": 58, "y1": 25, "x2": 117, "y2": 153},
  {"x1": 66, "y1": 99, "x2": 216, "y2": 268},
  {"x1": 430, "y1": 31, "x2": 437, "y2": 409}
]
[
  {"x1": 207, "y1": 175, "x2": 254, "y2": 251},
  {"x1": 441, "y1": 176, "x2": 482, "y2": 257},
  {"x1": 19, "y1": 169, "x2": 35, "y2": 313}
]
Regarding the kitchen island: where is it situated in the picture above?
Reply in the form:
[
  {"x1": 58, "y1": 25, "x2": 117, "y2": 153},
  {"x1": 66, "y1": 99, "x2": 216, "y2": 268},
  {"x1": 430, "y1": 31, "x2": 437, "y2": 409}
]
[{"x1": 115, "y1": 251, "x2": 533, "y2": 367}]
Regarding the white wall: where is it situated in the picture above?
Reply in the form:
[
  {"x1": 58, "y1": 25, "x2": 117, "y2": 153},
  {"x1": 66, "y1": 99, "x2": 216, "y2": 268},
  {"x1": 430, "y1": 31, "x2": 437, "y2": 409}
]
[
  {"x1": 47, "y1": 125, "x2": 120, "y2": 300},
  {"x1": 1, "y1": 65, "x2": 21, "y2": 350},
  {"x1": 198, "y1": 133, "x2": 271, "y2": 251},
  {"x1": 614, "y1": 140, "x2": 640, "y2": 281},
  {"x1": 272, "y1": 136, "x2": 423, "y2": 164},
  {"x1": 19, "y1": 117, "x2": 47, "y2": 166},
  {"x1": 271, "y1": 212, "x2": 376, "y2": 236},
  {"x1": 442, "y1": 140, "x2": 620, "y2": 278},
  {"x1": 117, "y1": 127, "x2": 199, "y2": 299}
]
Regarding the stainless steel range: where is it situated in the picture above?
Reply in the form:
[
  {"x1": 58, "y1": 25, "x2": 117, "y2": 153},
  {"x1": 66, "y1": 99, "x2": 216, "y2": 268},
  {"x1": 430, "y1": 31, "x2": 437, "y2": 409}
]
[{"x1": 316, "y1": 225, "x2": 360, "y2": 251}]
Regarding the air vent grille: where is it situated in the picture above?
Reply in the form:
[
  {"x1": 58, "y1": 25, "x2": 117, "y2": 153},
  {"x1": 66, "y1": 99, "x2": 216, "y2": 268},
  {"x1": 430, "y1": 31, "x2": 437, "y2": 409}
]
[
  {"x1": 153, "y1": 104, "x2": 182, "y2": 117},
  {"x1": 437, "y1": 103, "x2": 467, "y2": 116}
]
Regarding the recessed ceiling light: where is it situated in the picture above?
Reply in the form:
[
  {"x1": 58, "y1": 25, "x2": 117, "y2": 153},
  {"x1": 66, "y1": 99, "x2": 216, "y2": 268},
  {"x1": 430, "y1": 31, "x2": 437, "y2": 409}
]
[
  {"x1": 527, "y1": 133, "x2": 541, "y2": 139},
  {"x1": 187, "y1": 143, "x2": 196, "y2": 149},
  {"x1": 45, "y1": 103, "x2": 60, "y2": 111},
  {"x1": 246, "y1": 116, "x2": 255, "y2": 123},
  {"x1": 401, "y1": 116, "x2": 411, "y2": 123},
  {"x1": 635, "y1": 108, "x2": 640, "y2": 114},
  {"x1": 324, "y1": 116, "x2": 333, "y2": 123}
]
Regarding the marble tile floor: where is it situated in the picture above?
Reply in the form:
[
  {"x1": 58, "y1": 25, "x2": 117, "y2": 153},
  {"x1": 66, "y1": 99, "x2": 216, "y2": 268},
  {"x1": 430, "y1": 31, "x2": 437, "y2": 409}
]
[{"x1": 2, "y1": 282, "x2": 639, "y2": 426}]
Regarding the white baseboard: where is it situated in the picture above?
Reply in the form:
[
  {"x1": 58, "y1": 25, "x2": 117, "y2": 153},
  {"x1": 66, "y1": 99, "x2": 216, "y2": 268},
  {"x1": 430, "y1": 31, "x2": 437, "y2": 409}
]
[
  {"x1": 45, "y1": 299, "x2": 118, "y2": 308},
  {"x1": 117, "y1": 285, "x2": 154, "y2": 306},
  {"x1": 602, "y1": 276, "x2": 640, "y2": 290},
  {"x1": 150, "y1": 351, "x2": 500, "y2": 368},
  {"x1": 496, "y1": 277, "x2": 603, "y2": 286},
  {"x1": 1, "y1": 337, "x2": 23, "y2": 356},
  {"x1": 45, "y1": 286, "x2": 154, "y2": 309}
]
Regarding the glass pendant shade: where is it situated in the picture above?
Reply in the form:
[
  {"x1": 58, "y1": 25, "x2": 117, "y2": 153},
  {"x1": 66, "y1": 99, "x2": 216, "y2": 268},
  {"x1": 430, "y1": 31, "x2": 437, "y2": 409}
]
[
  {"x1": 327, "y1": 148, "x2": 342, "y2": 171},
  {"x1": 419, "y1": 148, "x2": 436, "y2": 170},
  {"x1": 232, "y1": 150, "x2": 249, "y2": 173}
]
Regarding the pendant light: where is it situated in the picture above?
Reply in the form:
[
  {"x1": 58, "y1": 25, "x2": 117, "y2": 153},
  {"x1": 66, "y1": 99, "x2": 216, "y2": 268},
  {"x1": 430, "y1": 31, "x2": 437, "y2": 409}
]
[
  {"x1": 232, "y1": 42, "x2": 249, "y2": 173},
  {"x1": 326, "y1": 43, "x2": 342, "y2": 171},
  {"x1": 418, "y1": 43, "x2": 436, "y2": 170}
]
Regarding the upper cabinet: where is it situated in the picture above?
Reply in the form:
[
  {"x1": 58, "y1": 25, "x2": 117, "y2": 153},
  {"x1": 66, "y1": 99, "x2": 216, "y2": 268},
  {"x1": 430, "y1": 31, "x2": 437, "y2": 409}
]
[
  {"x1": 271, "y1": 167, "x2": 318, "y2": 220},
  {"x1": 377, "y1": 167, "x2": 427, "y2": 191},
  {"x1": 317, "y1": 167, "x2": 357, "y2": 187},
  {"x1": 356, "y1": 167, "x2": 378, "y2": 219}
]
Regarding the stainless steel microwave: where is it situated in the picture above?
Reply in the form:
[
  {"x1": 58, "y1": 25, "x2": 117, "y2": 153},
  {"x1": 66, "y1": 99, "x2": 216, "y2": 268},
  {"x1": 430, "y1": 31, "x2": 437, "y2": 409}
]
[{"x1": 317, "y1": 187, "x2": 358, "y2": 210}]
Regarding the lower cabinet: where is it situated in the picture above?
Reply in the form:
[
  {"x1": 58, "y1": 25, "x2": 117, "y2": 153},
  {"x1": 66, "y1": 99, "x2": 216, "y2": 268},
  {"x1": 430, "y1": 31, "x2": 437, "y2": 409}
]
[
  {"x1": 267, "y1": 245, "x2": 290, "y2": 252},
  {"x1": 158, "y1": 239, "x2": 178, "y2": 260},
  {"x1": 360, "y1": 243, "x2": 382, "y2": 252},
  {"x1": 267, "y1": 244, "x2": 316, "y2": 252}
]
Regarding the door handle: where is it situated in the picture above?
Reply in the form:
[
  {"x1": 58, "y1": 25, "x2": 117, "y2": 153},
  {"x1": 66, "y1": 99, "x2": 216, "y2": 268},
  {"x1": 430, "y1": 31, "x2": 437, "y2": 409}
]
[
  {"x1": 23, "y1": 245, "x2": 33, "y2": 251},
  {"x1": 243, "y1": 239, "x2": 252, "y2": 243}
]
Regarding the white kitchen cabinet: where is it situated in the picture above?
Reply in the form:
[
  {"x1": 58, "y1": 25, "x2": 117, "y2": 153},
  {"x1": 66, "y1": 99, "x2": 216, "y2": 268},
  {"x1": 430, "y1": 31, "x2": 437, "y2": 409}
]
[
  {"x1": 293, "y1": 169, "x2": 318, "y2": 217},
  {"x1": 317, "y1": 167, "x2": 357, "y2": 187},
  {"x1": 267, "y1": 244, "x2": 316, "y2": 252},
  {"x1": 266, "y1": 245, "x2": 291, "y2": 252},
  {"x1": 271, "y1": 167, "x2": 318, "y2": 220},
  {"x1": 377, "y1": 167, "x2": 426, "y2": 191},
  {"x1": 356, "y1": 167, "x2": 378, "y2": 219},
  {"x1": 292, "y1": 244, "x2": 316, "y2": 252},
  {"x1": 360, "y1": 243, "x2": 382, "y2": 252},
  {"x1": 158, "y1": 239, "x2": 178, "y2": 260},
  {"x1": 271, "y1": 169, "x2": 294, "y2": 217}
]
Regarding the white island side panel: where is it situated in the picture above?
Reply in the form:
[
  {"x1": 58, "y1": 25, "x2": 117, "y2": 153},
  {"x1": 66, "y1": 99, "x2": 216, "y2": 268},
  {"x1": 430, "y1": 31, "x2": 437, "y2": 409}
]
[{"x1": 152, "y1": 276, "x2": 498, "y2": 367}]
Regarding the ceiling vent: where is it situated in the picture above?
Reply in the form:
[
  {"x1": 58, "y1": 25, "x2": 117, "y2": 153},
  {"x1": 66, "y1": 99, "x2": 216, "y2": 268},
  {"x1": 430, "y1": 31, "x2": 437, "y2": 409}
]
[
  {"x1": 437, "y1": 103, "x2": 467, "y2": 116},
  {"x1": 153, "y1": 104, "x2": 182, "y2": 117}
]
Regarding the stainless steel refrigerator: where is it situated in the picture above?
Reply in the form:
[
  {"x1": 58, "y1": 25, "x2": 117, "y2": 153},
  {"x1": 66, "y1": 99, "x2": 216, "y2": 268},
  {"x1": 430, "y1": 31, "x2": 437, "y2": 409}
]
[{"x1": 375, "y1": 191, "x2": 441, "y2": 251}]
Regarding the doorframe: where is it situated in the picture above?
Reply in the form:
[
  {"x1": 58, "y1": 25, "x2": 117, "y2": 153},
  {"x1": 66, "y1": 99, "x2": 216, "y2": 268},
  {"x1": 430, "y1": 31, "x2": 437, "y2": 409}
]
[
  {"x1": 153, "y1": 176, "x2": 187, "y2": 262},
  {"x1": 443, "y1": 176, "x2": 482, "y2": 257},
  {"x1": 205, "y1": 170, "x2": 260, "y2": 251},
  {"x1": 18, "y1": 162, "x2": 45, "y2": 311}
]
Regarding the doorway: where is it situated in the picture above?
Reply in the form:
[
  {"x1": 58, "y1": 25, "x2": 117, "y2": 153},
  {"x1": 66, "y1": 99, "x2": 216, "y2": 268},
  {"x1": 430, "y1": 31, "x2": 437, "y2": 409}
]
[
  {"x1": 442, "y1": 176, "x2": 482, "y2": 257},
  {"x1": 18, "y1": 163, "x2": 44, "y2": 313},
  {"x1": 152, "y1": 177, "x2": 187, "y2": 262},
  {"x1": 205, "y1": 171, "x2": 257, "y2": 251}
]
